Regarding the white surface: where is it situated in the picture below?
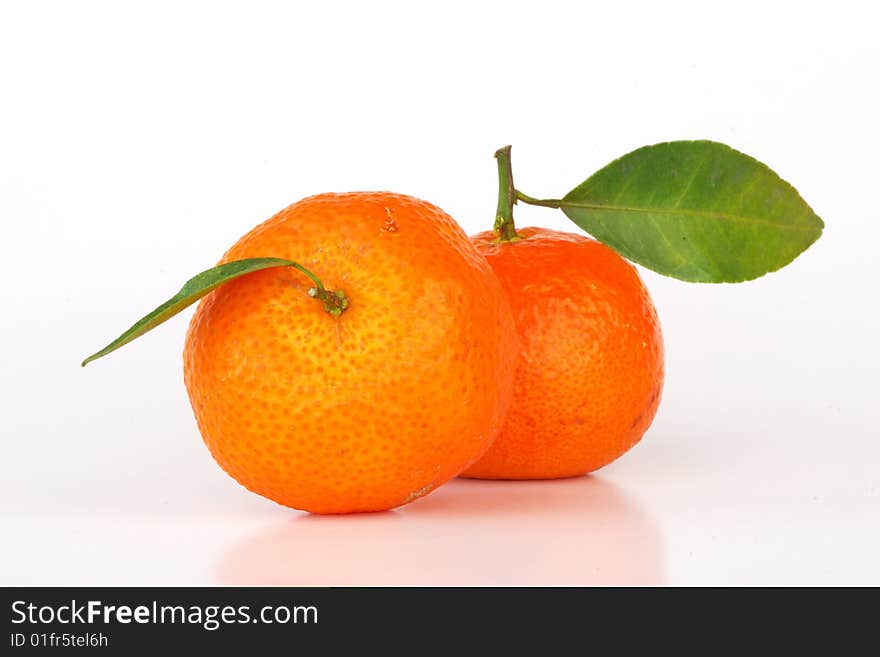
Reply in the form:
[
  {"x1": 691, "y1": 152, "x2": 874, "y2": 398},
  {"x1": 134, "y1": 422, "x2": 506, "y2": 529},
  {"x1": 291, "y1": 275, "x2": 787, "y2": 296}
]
[{"x1": 2, "y1": 1, "x2": 878, "y2": 586}]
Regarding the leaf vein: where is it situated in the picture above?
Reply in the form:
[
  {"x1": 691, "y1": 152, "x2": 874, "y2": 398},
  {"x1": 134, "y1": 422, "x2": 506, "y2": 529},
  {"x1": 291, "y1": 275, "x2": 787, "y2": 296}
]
[{"x1": 560, "y1": 201, "x2": 817, "y2": 232}]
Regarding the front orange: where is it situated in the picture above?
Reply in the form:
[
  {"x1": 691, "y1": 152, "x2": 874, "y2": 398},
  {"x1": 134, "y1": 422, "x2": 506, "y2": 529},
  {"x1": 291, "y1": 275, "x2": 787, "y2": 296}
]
[
  {"x1": 184, "y1": 192, "x2": 517, "y2": 513},
  {"x1": 463, "y1": 227, "x2": 664, "y2": 479}
]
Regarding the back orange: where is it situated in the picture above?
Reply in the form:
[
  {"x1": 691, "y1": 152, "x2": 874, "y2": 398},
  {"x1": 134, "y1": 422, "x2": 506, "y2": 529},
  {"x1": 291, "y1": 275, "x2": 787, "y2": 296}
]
[
  {"x1": 183, "y1": 192, "x2": 517, "y2": 513},
  {"x1": 462, "y1": 227, "x2": 664, "y2": 479}
]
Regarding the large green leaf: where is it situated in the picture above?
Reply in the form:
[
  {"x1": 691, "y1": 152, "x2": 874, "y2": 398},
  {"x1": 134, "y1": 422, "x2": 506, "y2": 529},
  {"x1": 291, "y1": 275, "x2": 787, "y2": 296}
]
[
  {"x1": 558, "y1": 141, "x2": 823, "y2": 282},
  {"x1": 81, "y1": 258, "x2": 319, "y2": 366}
]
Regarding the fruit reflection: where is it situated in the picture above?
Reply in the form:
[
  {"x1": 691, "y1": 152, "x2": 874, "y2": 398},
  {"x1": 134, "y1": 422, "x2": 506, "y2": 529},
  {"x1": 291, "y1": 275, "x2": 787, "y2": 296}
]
[{"x1": 217, "y1": 476, "x2": 663, "y2": 585}]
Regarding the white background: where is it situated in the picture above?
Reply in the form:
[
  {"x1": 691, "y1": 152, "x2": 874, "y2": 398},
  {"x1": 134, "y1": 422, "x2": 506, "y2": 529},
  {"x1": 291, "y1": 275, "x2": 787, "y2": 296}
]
[{"x1": 2, "y1": 1, "x2": 878, "y2": 585}]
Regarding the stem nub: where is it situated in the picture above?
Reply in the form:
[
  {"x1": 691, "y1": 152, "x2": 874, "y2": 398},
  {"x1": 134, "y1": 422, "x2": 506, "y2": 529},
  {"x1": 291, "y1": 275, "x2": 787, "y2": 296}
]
[
  {"x1": 494, "y1": 145, "x2": 519, "y2": 242},
  {"x1": 291, "y1": 262, "x2": 348, "y2": 318},
  {"x1": 308, "y1": 286, "x2": 349, "y2": 318}
]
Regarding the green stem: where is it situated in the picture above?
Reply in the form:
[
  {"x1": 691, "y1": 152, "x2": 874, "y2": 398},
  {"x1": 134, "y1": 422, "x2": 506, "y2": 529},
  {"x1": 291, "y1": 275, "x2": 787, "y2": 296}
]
[
  {"x1": 515, "y1": 191, "x2": 562, "y2": 209},
  {"x1": 493, "y1": 146, "x2": 519, "y2": 242},
  {"x1": 289, "y1": 262, "x2": 326, "y2": 292}
]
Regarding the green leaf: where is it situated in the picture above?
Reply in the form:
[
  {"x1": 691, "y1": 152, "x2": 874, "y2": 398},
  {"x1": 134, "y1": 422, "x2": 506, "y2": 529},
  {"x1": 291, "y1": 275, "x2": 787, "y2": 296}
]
[
  {"x1": 558, "y1": 140, "x2": 824, "y2": 282},
  {"x1": 81, "y1": 258, "x2": 316, "y2": 367}
]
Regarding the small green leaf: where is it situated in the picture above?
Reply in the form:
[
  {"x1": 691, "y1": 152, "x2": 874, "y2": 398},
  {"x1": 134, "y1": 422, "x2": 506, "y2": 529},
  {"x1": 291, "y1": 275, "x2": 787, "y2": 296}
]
[
  {"x1": 558, "y1": 141, "x2": 824, "y2": 282},
  {"x1": 81, "y1": 258, "x2": 315, "y2": 367}
]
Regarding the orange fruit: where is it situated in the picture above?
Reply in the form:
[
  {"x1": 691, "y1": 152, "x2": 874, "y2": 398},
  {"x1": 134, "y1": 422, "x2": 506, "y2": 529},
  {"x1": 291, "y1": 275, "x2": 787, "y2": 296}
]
[
  {"x1": 183, "y1": 192, "x2": 517, "y2": 513},
  {"x1": 462, "y1": 227, "x2": 664, "y2": 479}
]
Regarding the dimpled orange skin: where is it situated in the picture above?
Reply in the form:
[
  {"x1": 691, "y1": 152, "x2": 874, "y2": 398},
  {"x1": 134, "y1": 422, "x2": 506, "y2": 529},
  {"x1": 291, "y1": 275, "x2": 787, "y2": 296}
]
[
  {"x1": 183, "y1": 192, "x2": 517, "y2": 514},
  {"x1": 462, "y1": 227, "x2": 664, "y2": 479}
]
